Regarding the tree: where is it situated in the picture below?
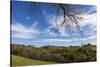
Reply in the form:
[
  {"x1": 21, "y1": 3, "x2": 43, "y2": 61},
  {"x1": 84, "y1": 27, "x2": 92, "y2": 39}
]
[{"x1": 28, "y1": 3, "x2": 89, "y2": 37}]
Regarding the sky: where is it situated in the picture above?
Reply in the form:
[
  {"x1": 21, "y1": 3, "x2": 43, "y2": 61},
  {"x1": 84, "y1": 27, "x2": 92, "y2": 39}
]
[{"x1": 11, "y1": 1, "x2": 97, "y2": 47}]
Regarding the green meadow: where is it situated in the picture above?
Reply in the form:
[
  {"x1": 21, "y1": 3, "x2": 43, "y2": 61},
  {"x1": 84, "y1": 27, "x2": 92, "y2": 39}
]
[{"x1": 11, "y1": 55, "x2": 56, "y2": 66}]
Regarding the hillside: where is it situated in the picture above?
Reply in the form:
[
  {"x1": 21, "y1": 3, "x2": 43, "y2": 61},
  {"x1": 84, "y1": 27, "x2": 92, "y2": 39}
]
[
  {"x1": 11, "y1": 55, "x2": 56, "y2": 66},
  {"x1": 11, "y1": 43, "x2": 96, "y2": 66}
]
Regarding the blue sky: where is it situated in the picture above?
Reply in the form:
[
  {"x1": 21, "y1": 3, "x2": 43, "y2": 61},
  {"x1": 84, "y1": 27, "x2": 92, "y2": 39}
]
[{"x1": 11, "y1": 1, "x2": 97, "y2": 47}]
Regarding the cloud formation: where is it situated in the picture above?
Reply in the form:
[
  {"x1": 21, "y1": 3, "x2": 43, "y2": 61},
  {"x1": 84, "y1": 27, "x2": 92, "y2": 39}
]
[
  {"x1": 11, "y1": 22, "x2": 39, "y2": 39},
  {"x1": 45, "y1": 6, "x2": 96, "y2": 41}
]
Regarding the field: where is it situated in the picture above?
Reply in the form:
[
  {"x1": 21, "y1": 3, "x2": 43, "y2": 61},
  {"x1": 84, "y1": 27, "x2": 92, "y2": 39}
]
[{"x1": 11, "y1": 55, "x2": 56, "y2": 66}]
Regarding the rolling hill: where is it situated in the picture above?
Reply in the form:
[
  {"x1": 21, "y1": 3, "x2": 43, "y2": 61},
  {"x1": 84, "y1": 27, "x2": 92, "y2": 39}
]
[{"x1": 11, "y1": 55, "x2": 56, "y2": 66}]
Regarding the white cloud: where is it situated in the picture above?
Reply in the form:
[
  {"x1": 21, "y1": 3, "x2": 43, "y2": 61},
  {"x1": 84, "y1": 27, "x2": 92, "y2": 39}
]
[
  {"x1": 85, "y1": 6, "x2": 96, "y2": 15},
  {"x1": 45, "y1": 28, "x2": 58, "y2": 37},
  {"x1": 12, "y1": 32, "x2": 33, "y2": 39},
  {"x1": 33, "y1": 35, "x2": 96, "y2": 43},
  {"x1": 46, "y1": 8, "x2": 96, "y2": 39},
  {"x1": 42, "y1": 11, "x2": 96, "y2": 43},
  {"x1": 79, "y1": 13, "x2": 96, "y2": 27},
  {"x1": 79, "y1": 13, "x2": 97, "y2": 37},
  {"x1": 47, "y1": 15, "x2": 70, "y2": 37},
  {"x1": 11, "y1": 22, "x2": 40, "y2": 39},
  {"x1": 80, "y1": 35, "x2": 96, "y2": 41},
  {"x1": 33, "y1": 38, "x2": 73, "y2": 43},
  {"x1": 42, "y1": 39, "x2": 72, "y2": 42}
]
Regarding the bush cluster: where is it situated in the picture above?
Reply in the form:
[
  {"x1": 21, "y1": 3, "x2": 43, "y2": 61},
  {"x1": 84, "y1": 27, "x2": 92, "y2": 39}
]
[{"x1": 11, "y1": 43, "x2": 96, "y2": 63}]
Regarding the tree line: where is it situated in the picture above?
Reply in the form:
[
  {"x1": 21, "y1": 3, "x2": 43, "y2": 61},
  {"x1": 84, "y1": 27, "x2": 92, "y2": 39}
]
[{"x1": 11, "y1": 43, "x2": 96, "y2": 63}]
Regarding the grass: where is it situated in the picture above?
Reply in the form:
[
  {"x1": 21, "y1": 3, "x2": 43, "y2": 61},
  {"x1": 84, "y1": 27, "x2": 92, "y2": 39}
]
[{"x1": 11, "y1": 55, "x2": 56, "y2": 66}]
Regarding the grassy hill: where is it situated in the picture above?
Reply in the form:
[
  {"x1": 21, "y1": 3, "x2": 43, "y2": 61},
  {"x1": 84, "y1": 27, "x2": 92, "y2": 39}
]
[
  {"x1": 11, "y1": 43, "x2": 96, "y2": 66},
  {"x1": 11, "y1": 55, "x2": 56, "y2": 66}
]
